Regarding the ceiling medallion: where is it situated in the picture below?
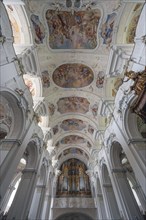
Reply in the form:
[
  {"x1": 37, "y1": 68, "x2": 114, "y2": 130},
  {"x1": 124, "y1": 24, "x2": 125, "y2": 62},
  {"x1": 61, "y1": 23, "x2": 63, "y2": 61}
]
[{"x1": 53, "y1": 64, "x2": 94, "y2": 88}]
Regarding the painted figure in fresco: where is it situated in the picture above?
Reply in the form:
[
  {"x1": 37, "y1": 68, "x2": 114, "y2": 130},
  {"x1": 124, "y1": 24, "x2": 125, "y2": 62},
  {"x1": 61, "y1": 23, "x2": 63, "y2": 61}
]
[
  {"x1": 88, "y1": 125, "x2": 94, "y2": 134},
  {"x1": 91, "y1": 103, "x2": 98, "y2": 117},
  {"x1": 96, "y1": 71, "x2": 105, "y2": 88},
  {"x1": 46, "y1": 9, "x2": 101, "y2": 49},
  {"x1": 60, "y1": 118, "x2": 86, "y2": 131},
  {"x1": 101, "y1": 13, "x2": 116, "y2": 47},
  {"x1": 48, "y1": 103, "x2": 55, "y2": 116},
  {"x1": 53, "y1": 64, "x2": 94, "y2": 88},
  {"x1": 24, "y1": 78, "x2": 35, "y2": 96},
  {"x1": 30, "y1": 14, "x2": 45, "y2": 44},
  {"x1": 57, "y1": 97, "x2": 90, "y2": 114},
  {"x1": 61, "y1": 135, "x2": 85, "y2": 145},
  {"x1": 41, "y1": 71, "x2": 50, "y2": 88}
]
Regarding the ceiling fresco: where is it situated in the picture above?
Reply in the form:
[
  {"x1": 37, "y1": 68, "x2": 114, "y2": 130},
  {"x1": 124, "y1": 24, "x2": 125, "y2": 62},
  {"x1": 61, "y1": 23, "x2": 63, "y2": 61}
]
[
  {"x1": 100, "y1": 12, "x2": 116, "y2": 48},
  {"x1": 52, "y1": 64, "x2": 94, "y2": 88},
  {"x1": 63, "y1": 148, "x2": 83, "y2": 156},
  {"x1": 45, "y1": 9, "x2": 101, "y2": 49},
  {"x1": 6, "y1": 5, "x2": 21, "y2": 44},
  {"x1": 48, "y1": 103, "x2": 55, "y2": 116},
  {"x1": 60, "y1": 119, "x2": 86, "y2": 131},
  {"x1": 23, "y1": 77, "x2": 36, "y2": 97},
  {"x1": 55, "y1": 135, "x2": 93, "y2": 150},
  {"x1": 30, "y1": 14, "x2": 45, "y2": 44},
  {"x1": 5, "y1": 0, "x2": 143, "y2": 169},
  {"x1": 126, "y1": 4, "x2": 143, "y2": 43},
  {"x1": 41, "y1": 70, "x2": 50, "y2": 88},
  {"x1": 60, "y1": 135, "x2": 86, "y2": 145},
  {"x1": 58, "y1": 148, "x2": 89, "y2": 161},
  {"x1": 57, "y1": 97, "x2": 90, "y2": 114},
  {"x1": 96, "y1": 71, "x2": 105, "y2": 88}
]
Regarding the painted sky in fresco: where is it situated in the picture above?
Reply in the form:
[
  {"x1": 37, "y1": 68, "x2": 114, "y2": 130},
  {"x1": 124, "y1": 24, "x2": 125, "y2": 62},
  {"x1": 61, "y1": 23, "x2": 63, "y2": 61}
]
[
  {"x1": 57, "y1": 97, "x2": 90, "y2": 114},
  {"x1": 46, "y1": 9, "x2": 101, "y2": 49},
  {"x1": 53, "y1": 64, "x2": 93, "y2": 88},
  {"x1": 60, "y1": 119, "x2": 86, "y2": 131}
]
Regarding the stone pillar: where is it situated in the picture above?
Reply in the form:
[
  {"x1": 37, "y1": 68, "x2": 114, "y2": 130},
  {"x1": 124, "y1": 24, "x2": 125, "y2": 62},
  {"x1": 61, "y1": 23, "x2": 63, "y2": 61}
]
[
  {"x1": 0, "y1": 185, "x2": 15, "y2": 213},
  {"x1": 112, "y1": 169, "x2": 144, "y2": 219},
  {"x1": 28, "y1": 184, "x2": 46, "y2": 219},
  {"x1": 132, "y1": 184, "x2": 146, "y2": 214},
  {"x1": 102, "y1": 183, "x2": 121, "y2": 219},
  {"x1": 96, "y1": 193, "x2": 107, "y2": 220},
  {"x1": 44, "y1": 195, "x2": 52, "y2": 220},
  {"x1": 0, "y1": 122, "x2": 34, "y2": 204},
  {"x1": 7, "y1": 168, "x2": 38, "y2": 220},
  {"x1": 95, "y1": 178, "x2": 107, "y2": 220},
  {"x1": 36, "y1": 185, "x2": 46, "y2": 219}
]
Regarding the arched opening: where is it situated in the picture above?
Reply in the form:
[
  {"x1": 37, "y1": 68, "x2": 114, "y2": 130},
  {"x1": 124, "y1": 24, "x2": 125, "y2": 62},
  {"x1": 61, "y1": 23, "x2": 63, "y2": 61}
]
[
  {"x1": 124, "y1": 98, "x2": 146, "y2": 167},
  {"x1": 110, "y1": 141, "x2": 145, "y2": 218},
  {"x1": 0, "y1": 92, "x2": 24, "y2": 141},
  {"x1": 56, "y1": 212, "x2": 93, "y2": 220},
  {"x1": 6, "y1": 140, "x2": 39, "y2": 220},
  {"x1": 1, "y1": 159, "x2": 26, "y2": 216}
]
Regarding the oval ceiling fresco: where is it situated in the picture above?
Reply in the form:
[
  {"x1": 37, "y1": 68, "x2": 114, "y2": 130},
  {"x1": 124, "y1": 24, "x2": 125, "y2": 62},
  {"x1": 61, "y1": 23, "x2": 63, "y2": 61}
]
[
  {"x1": 52, "y1": 64, "x2": 94, "y2": 88},
  {"x1": 57, "y1": 97, "x2": 90, "y2": 114},
  {"x1": 60, "y1": 135, "x2": 86, "y2": 145},
  {"x1": 63, "y1": 148, "x2": 83, "y2": 156},
  {"x1": 46, "y1": 9, "x2": 101, "y2": 49},
  {"x1": 60, "y1": 119, "x2": 86, "y2": 131}
]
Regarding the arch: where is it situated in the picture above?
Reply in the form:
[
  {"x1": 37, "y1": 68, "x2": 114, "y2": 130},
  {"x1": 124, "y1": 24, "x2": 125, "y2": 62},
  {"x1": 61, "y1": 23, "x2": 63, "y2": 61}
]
[
  {"x1": 24, "y1": 142, "x2": 39, "y2": 169},
  {"x1": 110, "y1": 141, "x2": 123, "y2": 169},
  {"x1": 109, "y1": 141, "x2": 144, "y2": 218},
  {"x1": 23, "y1": 75, "x2": 42, "y2": 98},
  {"x1": 123, "y1": 94, "x2": 144, "y2": 139},
  {"x1": 5, "y1": 4, "x2": 32, "y2": 46},
  {"x1": 0, "y1": 91, "x2": 25, "y2": 139},
  {"x1": 56, "y1": 212, "x2": 93, "y2": 220},
  {"x1": 6, "y1": 137, "x2": 41, "y2": 219}
]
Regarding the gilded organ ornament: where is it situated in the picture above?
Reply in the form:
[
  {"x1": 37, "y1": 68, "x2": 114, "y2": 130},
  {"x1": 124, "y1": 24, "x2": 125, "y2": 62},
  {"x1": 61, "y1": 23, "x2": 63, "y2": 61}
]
[{"x1": 56, "y1": 159, "x2": 91, "y2": 197}]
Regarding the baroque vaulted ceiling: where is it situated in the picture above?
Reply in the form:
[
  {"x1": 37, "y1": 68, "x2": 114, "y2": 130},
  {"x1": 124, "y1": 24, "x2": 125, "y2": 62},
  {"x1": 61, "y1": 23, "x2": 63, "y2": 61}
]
[{"x1": 4, "y1": 0, "x2": 144, "y2": 167}]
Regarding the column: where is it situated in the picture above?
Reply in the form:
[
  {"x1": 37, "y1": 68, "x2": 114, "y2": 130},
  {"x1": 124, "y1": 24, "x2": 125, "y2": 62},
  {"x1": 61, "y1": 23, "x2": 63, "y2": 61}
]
[
  {"x1": 29, "y1": 184, "x2": 46, "y2": 219},
  {"x1": 7, "y1": 168, "x2": 38, "y2": 220},
  {"x1": 0, "y1": 185, "x2": 15, "y2": 213},
  {"x1": 102, "y1": 183, "x2": 121, "y2": 220},
  {"x1": 132, "y1": 184, "x2": 146, "y2": 214},
  {"x1": 112, "y1": 169, "x2": 144, "y2": 220},
  {"x1": 96, "y1": 178, "x2": 107, "y2": 220},
  {"x1": 96, "y1": 193, "x2": 107, "y2": 220},
  {"x1": 0, "y1": 122, "x2": 34, "y2": 204},
  {"x1": 43, "y1": 194, "x2": 52, "y2": 220}
]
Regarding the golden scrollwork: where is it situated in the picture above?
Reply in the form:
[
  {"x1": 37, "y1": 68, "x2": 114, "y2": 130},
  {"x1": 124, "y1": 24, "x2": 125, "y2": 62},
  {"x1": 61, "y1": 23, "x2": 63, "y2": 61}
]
[{"x1": 124, "y1": 68, "x2": 146, "y2": 95}]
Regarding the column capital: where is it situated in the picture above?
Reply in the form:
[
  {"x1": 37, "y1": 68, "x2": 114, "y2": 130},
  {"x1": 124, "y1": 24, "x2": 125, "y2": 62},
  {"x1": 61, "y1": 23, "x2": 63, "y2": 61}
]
[
  {"x1": 128, "y1": 138, "x2": 146, "y2": 145},
  {"x1": 97, "y1": 193, "x2": 103, "y2": 197},
  {"x1": 22, "y1": 168, "x2": 37, "y2": 174},
  {"x1": 103, "y1": 183, "x2": 112, "y2": 188},
  {"x1": 112, "y1": 168, "x2": 126, "y2": 173}
]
